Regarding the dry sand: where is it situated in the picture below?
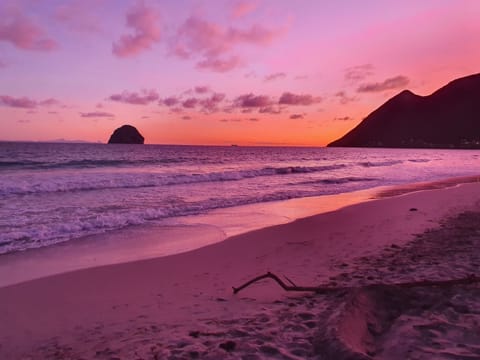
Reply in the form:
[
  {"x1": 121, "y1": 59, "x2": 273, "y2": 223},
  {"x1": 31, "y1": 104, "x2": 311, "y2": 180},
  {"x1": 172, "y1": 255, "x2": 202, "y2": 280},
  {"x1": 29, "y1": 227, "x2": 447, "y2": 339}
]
[{"x1": 0, "y1": 182, "x2": 480, "y2": 359}]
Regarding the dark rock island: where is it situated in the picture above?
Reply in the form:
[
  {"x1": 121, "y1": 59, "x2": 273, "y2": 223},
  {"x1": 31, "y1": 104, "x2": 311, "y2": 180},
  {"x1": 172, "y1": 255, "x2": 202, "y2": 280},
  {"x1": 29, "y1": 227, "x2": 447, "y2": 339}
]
[
  {"x1": 108, "y1": 125, "x2": 144, "y2": 144},
  {"x1": 328, "y1": 73, "x2": 480, "y2": 148}
]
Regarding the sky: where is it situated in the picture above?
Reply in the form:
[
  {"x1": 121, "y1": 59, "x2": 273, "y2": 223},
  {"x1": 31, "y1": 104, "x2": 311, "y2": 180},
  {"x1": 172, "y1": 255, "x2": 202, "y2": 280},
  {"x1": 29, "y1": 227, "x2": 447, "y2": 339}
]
[{"x1": 0, "y1": 0, "x2": 479, "y2": 146}]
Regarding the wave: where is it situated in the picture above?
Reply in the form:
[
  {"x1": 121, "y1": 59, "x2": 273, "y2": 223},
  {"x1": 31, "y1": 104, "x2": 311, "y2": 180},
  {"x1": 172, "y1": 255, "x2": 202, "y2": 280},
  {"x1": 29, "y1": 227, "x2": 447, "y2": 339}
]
[
  {"x1": 0, "y1": 164, "x2": 347, "y2": 196},
  {"x1": 359, "y1": 160, "x2": 403, "y2": 167},
  {"x1": 0, "y1": 158, "x2": 185, "y2": 170},
  {"x1": 297, "y1": 177, "x2": 377, "y2": 185},
  {"x1": 407, "y1": 159, "x2": 430, "y2": 163},
  {"x1": 0, "y1": 181, "x2": 377, "y2": 254}
]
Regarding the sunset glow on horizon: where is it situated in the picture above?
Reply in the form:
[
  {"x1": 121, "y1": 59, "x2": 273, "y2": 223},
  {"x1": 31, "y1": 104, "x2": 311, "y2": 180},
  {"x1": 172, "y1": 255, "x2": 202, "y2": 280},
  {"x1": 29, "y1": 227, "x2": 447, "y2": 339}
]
[{"x1": 1, "y1": 0, "x2": 479, "y2": 146}]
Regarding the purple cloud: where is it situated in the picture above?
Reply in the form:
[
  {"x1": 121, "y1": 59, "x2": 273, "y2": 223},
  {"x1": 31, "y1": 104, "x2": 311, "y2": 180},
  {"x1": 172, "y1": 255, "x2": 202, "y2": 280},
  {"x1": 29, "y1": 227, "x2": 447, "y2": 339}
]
[
  {"x1": 196, "y1": 55, "x2": 244, "y2": 72},
  {"x1": 109, "y1": 89, "x2": 159, "y2": 105},
  {"x1": 39, "y1": 98, "x2": 61, "y2": 107},
  {"x1": 194, "y1": 86, "x2": 210, "y2": 94},
  {"x1": 80, "y1": 111, "x2": 115, "y2": 118},
  {"x1": 289, "y1": 114, "x2": 304, "y2": 119},
  {"x1": 199, "y1": 92, "x2": 226, "y2": 113},
  {"x1": 264, "y1": 72, "x2": 286, "y2": 82},
  {"x1": 171, "y1": 16, "x2": 281, "y2": 72},
  {"x1": 344, "y1": 64, "x2": 374, "y2": 83},
  {"x1": 182, "y1": 97, "x2": 199, "y2": 108},
  {"x1": 0, "y1": 12, "x2": 58, "y2": 51},
  {"x1": 259, "y1": 106, "x2": 282, "y2": 114},
  {"x1": 334, "y1": 116, "x2": 352, "y2": 121},
  {"x1": 0, "y1": 95, "x2": 61, "y2": 109},
  {"x1": 0, "y1": 95, "x2": 37, "y2": 109},
  {"x1": 357, "y1": 75, "x2": 410, "y2": 93},
  {"x1": 334, "y1": 91, "x2": 357, "y2": 105},
  {"x1": 112, "y1": 1, "x2": 161, "y2": 57},
  {"x1": 161, "y1": 96, "x2": 179, "y2": 107},
  {"x1": 278, "y1": 92, "x2": 321, "y2": 106},
  {"x1": 234, "y1": 93, "x2": 273, "y2": 108},
  {"x1": 220, "y1": 118, "x2": 243, "y2": 122}
]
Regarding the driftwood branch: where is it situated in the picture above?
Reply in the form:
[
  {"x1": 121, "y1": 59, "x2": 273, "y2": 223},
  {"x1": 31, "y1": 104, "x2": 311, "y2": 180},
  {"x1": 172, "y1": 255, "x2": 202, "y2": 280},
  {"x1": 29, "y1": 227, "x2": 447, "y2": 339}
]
[
  {"x1": 232, "y1": 272, "x2": 480, "y2": 295},
  {"x1": 232, "y1": 272, "x2": 321, "y2": 294}
]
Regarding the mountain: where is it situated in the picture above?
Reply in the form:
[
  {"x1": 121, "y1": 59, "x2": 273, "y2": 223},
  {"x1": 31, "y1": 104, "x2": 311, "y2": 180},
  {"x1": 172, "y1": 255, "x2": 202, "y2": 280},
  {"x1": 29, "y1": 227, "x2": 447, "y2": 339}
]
[
  {"x1": 328, "y1": 73, "x2": 480, "y2": 148},
  {"x1": 108, "y1": 125, "x2": 144, "y2": 144}
]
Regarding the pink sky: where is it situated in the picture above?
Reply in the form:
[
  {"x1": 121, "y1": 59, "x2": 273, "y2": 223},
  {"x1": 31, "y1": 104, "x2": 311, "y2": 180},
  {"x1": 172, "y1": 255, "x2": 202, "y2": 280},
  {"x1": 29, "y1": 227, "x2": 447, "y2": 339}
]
[{"x1": 1, "y1": 0, "x2": 479, "y2": 146}]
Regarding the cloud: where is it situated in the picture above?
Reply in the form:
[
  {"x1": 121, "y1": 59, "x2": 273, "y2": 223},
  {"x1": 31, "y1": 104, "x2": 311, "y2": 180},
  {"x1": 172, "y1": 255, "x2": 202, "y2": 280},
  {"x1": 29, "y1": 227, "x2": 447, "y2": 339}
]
[
  {"x1": 248, "y1": 117, "x2": 259, "y2": 122},
  {"x1": 196, "y1": 55, "x2": 244, "y2": 72},
  {"x1": 357, "y1": 75, "x2": 410, "y2": 93},
  {"x1": 231, "y1": 0, "x2": 258, "y2": 19},
  {"x1": 159, "y1": 90, "x2": 226, "y2": 113},
  {"x1": 220, "y1": 118, "x2": 243, "y2": 122},
  {"x1": 171, "y1": 16, "x2": 281, "y2": 72},
  {"x1": 96, "y1": 103, "x2": 104, "y2": 108},
  {"x1": 161, "y1": 96, "x2": 179, "y2": 106},
  {"x1": 264, "y1": 72, "x2": 286, "y2": 82},
  {"x1": 0, "y1": 12, "x2": 58, "y2": 51},
  {"x1": 112, "y1": 1, "x2": 161, "y2": 57},
  {"x1": 334, "y1": 116, "x2": 352, "y2": 121},
  {"x1": 334, "y1": 91, "x2": 357, "y2": 105},
  {"x1": 181, "y1": 97, "x2": 198, "y2": 108},
  {"x1": 194, "y1": 86, "x2": 210, "y2": 94},
  {"x1": 80, "y1": 111, "x2": 115, "y2": 118},
  {"x1": 278, "y1": 92, "x2": 321, "y2": 106},
  {"x1": 0, "y1": 59, "x2": 6, "y2": 68},
  {"x1": 289, "y1": 114, "x2": 304, "y2": 119},
  {"x1": 109, "y1": 89, "x2": 159, "y2": 105},
  {"x1": 344, "y1": 64, "x2": 374, "y2": 83},
  {"x1": 181, "y1": 115, "x2": 191, "y2": 120},
  {"x1": 259, "y1": 106, "x2": 283, "y2": 114},
  {"x1": 199, "y1": 92, "x2": 226, "y2": 113},
  {"x1": 47, "y1": 111, "x2": 58, "y2": 114},
  {"x1": 169, "y1": 107, "x2": 183, "y2": 114},
  {"x1": 0, "y1": 96, "x2": 37, "y2": 109},
  {"x1": 234, "y1": 93, "x2": 273, "y2": 108},
  {"x1": 39, "y1": 98, "x2": 61, "y2": 107}
]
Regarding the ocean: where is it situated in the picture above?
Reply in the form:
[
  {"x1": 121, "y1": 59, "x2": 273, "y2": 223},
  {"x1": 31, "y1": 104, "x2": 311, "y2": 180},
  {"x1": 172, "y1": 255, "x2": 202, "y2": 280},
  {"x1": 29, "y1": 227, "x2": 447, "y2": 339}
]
[{"x1": 1, "y1": 142, "x2": 479, "y2": 255}]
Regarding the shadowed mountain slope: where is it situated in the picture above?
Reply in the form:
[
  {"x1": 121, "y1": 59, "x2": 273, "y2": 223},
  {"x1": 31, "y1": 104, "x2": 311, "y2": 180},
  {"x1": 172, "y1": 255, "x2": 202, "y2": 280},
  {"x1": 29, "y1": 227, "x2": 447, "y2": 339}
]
[{"x1": 328, "y1": 73, "x2": 480, "y2": 148}]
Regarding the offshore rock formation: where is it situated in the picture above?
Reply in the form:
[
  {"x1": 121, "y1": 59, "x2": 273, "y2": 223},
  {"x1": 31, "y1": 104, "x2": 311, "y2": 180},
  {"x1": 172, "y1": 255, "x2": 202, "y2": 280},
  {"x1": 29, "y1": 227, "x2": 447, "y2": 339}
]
[
  {"x1": 108, "y1": 125, "x2": 144, "y2": 144},
  {"x1": 328, "y1": 73, "x2": 480, "y2": 148}
]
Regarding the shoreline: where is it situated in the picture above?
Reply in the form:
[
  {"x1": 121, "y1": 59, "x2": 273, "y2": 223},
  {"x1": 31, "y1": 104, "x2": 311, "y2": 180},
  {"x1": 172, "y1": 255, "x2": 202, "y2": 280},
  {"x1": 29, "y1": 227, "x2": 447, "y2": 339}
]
[
  {"x1": 1, "y1": 179, "x2": 480, "y2": 358},
  {"x1": 1, "y1": 175, "x2": 479, "y2": 288}
]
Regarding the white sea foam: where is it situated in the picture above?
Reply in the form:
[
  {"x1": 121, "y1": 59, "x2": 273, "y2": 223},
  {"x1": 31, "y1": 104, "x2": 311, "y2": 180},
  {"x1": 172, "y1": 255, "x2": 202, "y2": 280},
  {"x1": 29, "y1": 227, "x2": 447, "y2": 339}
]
[{"x1": 1, "y1": 143, "x2": 479, "y2": 254}]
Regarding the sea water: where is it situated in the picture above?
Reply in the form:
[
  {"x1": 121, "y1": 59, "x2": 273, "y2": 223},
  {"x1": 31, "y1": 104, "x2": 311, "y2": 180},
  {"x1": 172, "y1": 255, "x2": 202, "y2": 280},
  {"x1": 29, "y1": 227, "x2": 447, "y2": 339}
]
[{"x1": 1, "y1": 142, "x2": 479, "y2": 255}]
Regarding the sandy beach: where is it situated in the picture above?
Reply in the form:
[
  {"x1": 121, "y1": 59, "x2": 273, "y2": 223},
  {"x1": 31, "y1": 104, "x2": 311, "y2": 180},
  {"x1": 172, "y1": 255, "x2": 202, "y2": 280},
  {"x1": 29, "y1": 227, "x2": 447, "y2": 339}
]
[{"x1": 1, "y1": 181, "x2": 480, "y2": 359}]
